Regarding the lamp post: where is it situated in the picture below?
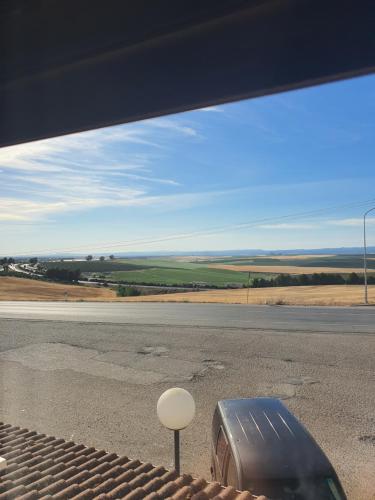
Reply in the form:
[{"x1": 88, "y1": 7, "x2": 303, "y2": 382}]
[
  {"x1": 157, "y1": 387, "x2": 195, "y2": 475},
  {"x1": 363, "y1": 207, "x2": 375, "y2": 305}
]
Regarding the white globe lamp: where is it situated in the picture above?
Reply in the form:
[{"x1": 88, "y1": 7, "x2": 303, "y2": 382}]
[{"x1": 157, "y1": 388, "x2": 195, "y2": 474}]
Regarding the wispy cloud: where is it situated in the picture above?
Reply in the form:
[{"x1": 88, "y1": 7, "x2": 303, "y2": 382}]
[
  {"x1": 259, "y1": 223, "x2": 318, "y2": 230},
  {"x1": 326, "y1": 217, "x2": 375, "y2": 227},
  {"x1": 147, "y1": 118, "x2": 199, "y2": 137},
  {"x1": 198, "y1": 106, "x2": 224, "y2": 113},
  {"x1": 0, "y1": 117, "x2": 206, "y2": 221}
]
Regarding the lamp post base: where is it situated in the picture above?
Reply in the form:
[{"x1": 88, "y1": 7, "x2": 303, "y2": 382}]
[{"x1": 174, "y1": 430, "x2": 180, "y2": 475}]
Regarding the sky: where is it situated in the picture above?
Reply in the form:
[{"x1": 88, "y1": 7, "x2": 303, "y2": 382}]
[{"x1": 1, "y1": 74, "x2": 375, "y2": 256}]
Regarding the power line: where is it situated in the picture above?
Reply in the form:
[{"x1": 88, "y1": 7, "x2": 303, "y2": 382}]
[{"x1": 10, "y1": 197, "x2": 375, "y2": 256}]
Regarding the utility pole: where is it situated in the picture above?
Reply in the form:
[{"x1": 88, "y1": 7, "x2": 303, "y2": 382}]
[
  {"x1": 363, "y1": 207, "x2": 375, "y2": 304},
  {"x1": 246, "y1": 272, "x2": 251, "y2": 304}
]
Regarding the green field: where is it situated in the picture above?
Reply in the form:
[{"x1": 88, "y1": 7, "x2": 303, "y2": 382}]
[
  {"x1": 43, "y1": 260, "x2": 149, "y2": 273},
  {"x1": 43, "y1": 258, "x2": 273, "y2": 287},
  {"x1": 109, "y1": 267, "x2": 253, "y2": 287}
]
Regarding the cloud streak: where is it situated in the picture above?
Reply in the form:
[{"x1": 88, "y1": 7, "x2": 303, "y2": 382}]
[
  {"x1": 0, "y1": 117, "x2": 208, "y2": 221},
  {"x1": 259, "y1": 223, "x2": 318, "y2": 230},
  {"x1": 327, "y1": 217, "x2": 375, "y2": 227}
]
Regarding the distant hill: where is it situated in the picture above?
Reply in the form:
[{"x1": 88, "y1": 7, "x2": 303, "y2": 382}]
[
  {"x1": 17, "y1": 246, "x2": 375, "y2": 259},
  {"x1": 117, "y1": 247, "x2": 375, "y2": 257}
]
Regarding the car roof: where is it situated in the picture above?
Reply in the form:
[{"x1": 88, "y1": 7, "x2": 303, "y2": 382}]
[{"x1": 217, "y1": 398, "x2": 334, "y2": 483}]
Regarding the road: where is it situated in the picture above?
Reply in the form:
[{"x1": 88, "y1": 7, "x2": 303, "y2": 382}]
[
  {"x1": 0, "y1": 303, "x2": 374, "y2": 499},
  {"x1": 0, "y1": 301, "x2": 375, "y2": 333}
]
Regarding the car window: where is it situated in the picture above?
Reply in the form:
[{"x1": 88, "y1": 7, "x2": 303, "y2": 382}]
[{"x1": 254, "y1": 477, "x2": 346, "y2": 500}]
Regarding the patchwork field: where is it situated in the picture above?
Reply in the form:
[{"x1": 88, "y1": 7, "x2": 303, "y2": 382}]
[
  {"x1": 42, "y1": 254, "x2": 375, "y2": 288},
  {"x1": 121, "y1": 285, "x2": 375, "y2": 306},
  {"x1": 208, "y1": 263, "x2": 368, "y2": 274}
]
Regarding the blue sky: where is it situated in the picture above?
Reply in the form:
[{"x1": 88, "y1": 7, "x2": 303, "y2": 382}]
[{"x1": 1, "y1": 74, "x2": 375, "y2": 255}]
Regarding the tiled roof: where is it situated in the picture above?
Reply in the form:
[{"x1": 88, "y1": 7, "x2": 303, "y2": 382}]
[{"x1": 0, "y1": 423, "x2": 262, "y2": 500}]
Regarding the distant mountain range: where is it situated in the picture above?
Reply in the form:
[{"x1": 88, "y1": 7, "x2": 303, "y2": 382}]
[{"x1": 15, "y1": 246, "x2": 375, "y2": 259}]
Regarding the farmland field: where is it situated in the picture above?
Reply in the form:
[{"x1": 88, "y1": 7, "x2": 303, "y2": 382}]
[
  {"x1": 44, "y1": 258, "x2": 273, "y2": 287},
  {"x1": 108, "y1": 267, "x2": 256, "y2": 287},
  {"x1": 208, "y1": 264, "x2": 369, "y2": 274},
  {"x1": 41, "y1": 254, "x2": 375, "y2": 288},
  {"x1": 43, "y1": 260, "x2": 148, "y2": 273},
  {"x1": 201, "y1": 254, "x2": 375, "y2": 269}
]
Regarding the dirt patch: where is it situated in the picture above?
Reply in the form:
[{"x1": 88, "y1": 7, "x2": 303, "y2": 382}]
[{"x1": 122, "y1": 285, "x2": 375, "y2": 306}]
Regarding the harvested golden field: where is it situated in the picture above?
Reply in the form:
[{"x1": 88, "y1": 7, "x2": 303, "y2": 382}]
[
  {"x1": 0, "y1": 277, "x2": 117, "y2": 301},
  {"x1": 254, "y1": 254, "x2": 334, "y2": 260},
  {"x1": 123, "y1": 285, "x2": 375, "y2": 306},
  {"x1": 208, "y1": 263, "x2": 368, "y2": 274}
]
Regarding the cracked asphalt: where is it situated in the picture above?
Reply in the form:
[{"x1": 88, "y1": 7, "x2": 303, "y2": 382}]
[{"x1": 0, "y1": 315, "x2": 374, "y2": 499}]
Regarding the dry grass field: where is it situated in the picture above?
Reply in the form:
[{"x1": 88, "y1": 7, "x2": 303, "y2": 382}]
[
  {"x1": 208, "y1": 263, "x2": 368, "y2": 274},
  {"x1": 1, "y1": 277, "x2": 374, "y2": 306},
  {"x1": 0, "y1": 277, "x2": 117, "y2": 301},
  {"x1": 123, "y1": 285, "x2": 375, "y2": 306}
]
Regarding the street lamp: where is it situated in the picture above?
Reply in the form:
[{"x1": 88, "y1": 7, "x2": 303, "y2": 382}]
[
  {"x1": 157, "y1": 387, "x2": 195, "y2": 475},
  {"x1": 363, "y1": 207, "x2": 375, "y2": 305}
]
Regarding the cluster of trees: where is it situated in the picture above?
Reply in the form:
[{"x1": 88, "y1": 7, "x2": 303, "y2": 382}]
[
  {"x1": 0, "y1": 257, "x2": 15, "y2": 272},
  {"x1": 116, "y1": 285, "x2": 141, "y2": 297},
  {"x1": 86, "y1": 255, "x2": 115, "y2": 261},
  {"x1": 45, "y1": 268, "x2": 81, "y2": 283},
  {"x1": 251, "y1": 272, "x2": 375, "y2": 288}
]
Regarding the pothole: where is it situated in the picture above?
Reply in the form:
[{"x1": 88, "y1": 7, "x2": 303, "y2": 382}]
[
  {"x1": 137, "y1": 346, "x2": 169, "y2": 356},
  {"x1": 359, "y1": 435, "x2": 375, "y2": 445},
  {"x1": 203, "y1": 359, "x2": 225, "y2": 370},
  {"x1": 284, "y1": 376, "x2": 319, "y2": 386}
]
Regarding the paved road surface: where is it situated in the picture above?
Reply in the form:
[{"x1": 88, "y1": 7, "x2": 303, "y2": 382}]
[
  {"x1": 0, "y1": 303, "x2": 374, "y2": 498},
  {"x1": 0, "y1": 301, "x2": 375, "y2": 333}
]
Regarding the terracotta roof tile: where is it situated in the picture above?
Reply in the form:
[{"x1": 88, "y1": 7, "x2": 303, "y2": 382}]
[{"x1": 0, "y1": 423, "x2": 259, "y2": 499}]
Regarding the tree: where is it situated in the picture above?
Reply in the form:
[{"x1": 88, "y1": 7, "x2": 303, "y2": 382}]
[
  {"x1": 46, "y1": 268, "x2": 81, "y2": 282},
  {"x1": 347, "y1": 272, "x2": 361, "y2": 285},
  {"x1": 109, "y1": 254, "x2": 115, "y2": 260},
  {"x1": 8, "y1": 257, "x2": 15, "y2": 264},
  {"x1": 117, "y1": 286, "x2": 141, "y2": 297},
  {"x1": 86, "y1": 255, "x2": 93, "y2": 261},
  {"x1": 99, "y1": 256, "x2": 105, "y2": 261},
  {"x1": 29, "y1": 257, "x2": 38, "y2": 265},
  {"x1": 0, "y1": 257, "x2": 8, "y2": 271}
]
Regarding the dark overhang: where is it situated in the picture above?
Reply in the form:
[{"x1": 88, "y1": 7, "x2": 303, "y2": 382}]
[{"x1": 1, "y1": 0, "x2": 375, "y2": 147}]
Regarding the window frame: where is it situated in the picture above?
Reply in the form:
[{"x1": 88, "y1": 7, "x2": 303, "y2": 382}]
[{"x1": 215, "y1": 426, "x2": 229, "y2": 480}]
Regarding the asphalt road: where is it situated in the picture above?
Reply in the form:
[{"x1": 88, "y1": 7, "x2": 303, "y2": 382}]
[
  {"x1": 0, "y1": 301, "x2": 375, "y2": 333},
  {"x1": 0, "y1": 303, "x2": 374, "y2": 499}
]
